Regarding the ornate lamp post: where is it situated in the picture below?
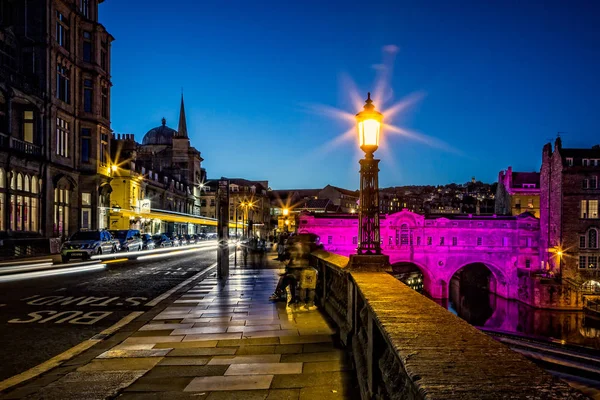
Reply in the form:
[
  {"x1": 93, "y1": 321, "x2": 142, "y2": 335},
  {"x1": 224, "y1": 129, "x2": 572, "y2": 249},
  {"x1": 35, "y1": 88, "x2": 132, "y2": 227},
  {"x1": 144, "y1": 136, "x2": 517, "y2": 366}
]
[{"x1": 349, "y1": 93, "x2": 390, "y2": 270}]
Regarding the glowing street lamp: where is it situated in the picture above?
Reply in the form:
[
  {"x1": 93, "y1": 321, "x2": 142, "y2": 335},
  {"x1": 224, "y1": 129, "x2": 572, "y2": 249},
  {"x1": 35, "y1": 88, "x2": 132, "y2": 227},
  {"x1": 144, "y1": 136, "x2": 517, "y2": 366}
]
[
  {"x1": 349, "y1": 93, "x2": 390, "y2": 270},
  {"x1": 356, "y1": 92, "x2": 382, "y2": 156},
  {"x1": 283, "y1": 208, "x2": 289, "y2": 216},
  {"x1": 355, "y1": 92, "x2": 383, "y2": 256}
]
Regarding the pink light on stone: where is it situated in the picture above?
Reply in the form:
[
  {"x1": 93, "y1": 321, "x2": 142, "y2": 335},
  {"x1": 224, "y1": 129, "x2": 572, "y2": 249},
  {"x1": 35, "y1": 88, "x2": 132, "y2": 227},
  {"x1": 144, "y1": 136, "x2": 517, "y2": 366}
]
[{"x1": 300, "y1": 210, "x2": 541, "y2": 301}]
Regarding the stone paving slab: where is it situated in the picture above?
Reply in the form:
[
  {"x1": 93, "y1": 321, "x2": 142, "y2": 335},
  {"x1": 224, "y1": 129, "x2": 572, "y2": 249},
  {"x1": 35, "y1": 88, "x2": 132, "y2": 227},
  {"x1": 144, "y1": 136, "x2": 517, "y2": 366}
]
[{"x1": 3, "y1": 262, "x2": 358, "y2": 399}]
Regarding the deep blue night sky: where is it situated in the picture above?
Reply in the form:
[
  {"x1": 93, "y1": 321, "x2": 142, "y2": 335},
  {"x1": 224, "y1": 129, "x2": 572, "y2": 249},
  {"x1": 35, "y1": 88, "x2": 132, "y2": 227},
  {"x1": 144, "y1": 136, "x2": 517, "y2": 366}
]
[{"x1": 101, "y1": 0, "x2": 600, "y2": 190}]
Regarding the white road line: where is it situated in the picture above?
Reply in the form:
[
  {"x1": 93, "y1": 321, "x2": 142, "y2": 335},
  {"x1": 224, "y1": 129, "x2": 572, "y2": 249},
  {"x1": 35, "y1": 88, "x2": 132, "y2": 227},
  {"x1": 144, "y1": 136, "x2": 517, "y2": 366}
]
[
  {"x1": 0, "y1": 311, "x2": 143, "y2": 393},
  {"x1": 145, "y1": 262, "x2": 218, "y2": 307}
]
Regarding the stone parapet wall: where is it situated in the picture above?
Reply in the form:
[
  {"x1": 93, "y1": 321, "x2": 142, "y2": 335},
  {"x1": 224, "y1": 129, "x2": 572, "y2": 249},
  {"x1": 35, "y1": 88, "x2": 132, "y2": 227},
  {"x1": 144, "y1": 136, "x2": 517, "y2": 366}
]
[{"x1": 311, "y1": 250, "x2": 588, "y2": 399}]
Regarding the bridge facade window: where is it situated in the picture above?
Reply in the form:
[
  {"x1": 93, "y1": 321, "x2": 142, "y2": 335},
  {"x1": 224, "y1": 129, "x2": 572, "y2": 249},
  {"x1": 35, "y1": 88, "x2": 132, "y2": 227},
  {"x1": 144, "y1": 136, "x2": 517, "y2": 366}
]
[{"x1": 400, "y1": 224, "x2": 410, "y2": 245}]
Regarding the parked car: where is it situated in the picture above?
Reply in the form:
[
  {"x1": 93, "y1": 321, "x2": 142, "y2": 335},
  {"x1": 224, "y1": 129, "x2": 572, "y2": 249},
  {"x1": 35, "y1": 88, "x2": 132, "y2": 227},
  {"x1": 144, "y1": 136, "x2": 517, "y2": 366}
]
[
  {"x1": 141, "y1": 234, "x2": 156, "y2": 250},
  {"x1": 152, "y1": 233, "x2": 172, "y2": 248},
  {"x1": 197, "y1": 233, "x2": 207, "y2": 241},
  {"x1": 184, "y1": 234, "x2": 197, "y2": 245},
  {"x1": 110, "y1": 229, "x2": 143, "y2": 252},
  {"x1": 61, "y1": 230, "x2": 115, "y2": 262},
  {"x1": 169, "y1": 233, "x2": 181, "y2": 247},
  {"x1": 178, "y1": 234, "x2": 188, "y2": 246}
]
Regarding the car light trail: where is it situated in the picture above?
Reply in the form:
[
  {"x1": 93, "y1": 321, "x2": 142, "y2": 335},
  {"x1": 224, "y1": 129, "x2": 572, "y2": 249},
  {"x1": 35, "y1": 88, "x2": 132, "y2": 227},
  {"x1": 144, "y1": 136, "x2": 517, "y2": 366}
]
[
  {"x1": 0, "y1": 264, "x2": 107, "y2": 283},
  {"x1": 90, "y1": 241, "x2": 217, "y2": 261},
  {"x1": 103, "y1": 258, "x2": 129, "y2": 264},
  {"x1": 0, "y1": 263, "x2": 54, "y2": 275},
  {"x1": 136, "y1": 246, "x2": 217, "y2": 261}
]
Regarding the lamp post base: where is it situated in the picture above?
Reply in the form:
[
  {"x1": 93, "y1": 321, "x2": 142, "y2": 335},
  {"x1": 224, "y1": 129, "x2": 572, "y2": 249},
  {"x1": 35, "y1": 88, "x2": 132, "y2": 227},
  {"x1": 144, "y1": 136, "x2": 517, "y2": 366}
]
[{"x1": 348, "y1": 254, "x2": 391, "y2": 272}]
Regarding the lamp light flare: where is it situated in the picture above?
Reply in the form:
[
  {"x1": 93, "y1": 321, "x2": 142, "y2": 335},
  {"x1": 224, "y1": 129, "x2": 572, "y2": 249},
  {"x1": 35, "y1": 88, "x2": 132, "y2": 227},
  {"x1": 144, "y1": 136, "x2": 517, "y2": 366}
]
[{"x1": 383, "y1": 124, "x2": 463, "y2": 155}]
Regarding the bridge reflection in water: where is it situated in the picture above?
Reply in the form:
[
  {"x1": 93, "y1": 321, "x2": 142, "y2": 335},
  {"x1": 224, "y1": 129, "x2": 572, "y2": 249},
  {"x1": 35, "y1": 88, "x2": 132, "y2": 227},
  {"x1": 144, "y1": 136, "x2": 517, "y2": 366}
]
[{"x1": 394, "y1": 262, "x2": 600, "y2": 350}]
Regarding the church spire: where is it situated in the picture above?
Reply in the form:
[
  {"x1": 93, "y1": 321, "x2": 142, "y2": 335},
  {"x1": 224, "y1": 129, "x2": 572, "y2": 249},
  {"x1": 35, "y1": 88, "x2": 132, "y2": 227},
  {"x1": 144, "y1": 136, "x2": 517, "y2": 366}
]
[{"x1": 177, "y1": 92, "x2": 188, "y2": 138}]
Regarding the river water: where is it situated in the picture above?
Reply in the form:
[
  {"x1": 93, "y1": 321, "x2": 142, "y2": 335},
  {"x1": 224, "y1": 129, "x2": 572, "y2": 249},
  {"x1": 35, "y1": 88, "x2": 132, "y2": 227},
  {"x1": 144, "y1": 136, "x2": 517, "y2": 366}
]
[
  {"x1": 446, "y1": 284, "x2": 600, "y2": 350},
  {"x1": 394, "y1": 270, "x2": 600, "y2": 350}
]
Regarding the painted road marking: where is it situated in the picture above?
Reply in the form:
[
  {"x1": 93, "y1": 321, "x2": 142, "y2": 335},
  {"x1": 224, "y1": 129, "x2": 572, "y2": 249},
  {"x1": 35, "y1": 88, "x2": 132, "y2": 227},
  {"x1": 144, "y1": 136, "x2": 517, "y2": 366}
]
[
  {"x1": 145, "y1": 261, "x2": 218, "y2": 307},
  {"x1": 8, "y1": 311, "x2": 113, "y2": 325},
  {"x1": 0, "y1": 311, "x2": 143, "y2": 392},
  {"x1": 21, "y1": 295, "x2": 148, "y2": 307}
]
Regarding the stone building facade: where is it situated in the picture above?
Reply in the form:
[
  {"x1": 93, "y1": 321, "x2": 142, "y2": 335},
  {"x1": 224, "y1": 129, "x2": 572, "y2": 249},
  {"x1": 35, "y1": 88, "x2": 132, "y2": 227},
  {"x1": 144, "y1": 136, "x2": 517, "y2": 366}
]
[
  {"x1": 495, "y1": 166, "x2": 540, "y2": 217},
  {"x1": 200, "y1": 178, "x2": 270, "y2": 238},
  {"x1": 110, "y1": 96, "x2": 209, "y2": 234},
  {"x1": 0, "y1": 0, "x2": 113, "y2": 254},
  {"x1": 540, "y1": 138, "x2": 600, "y2": 285}
]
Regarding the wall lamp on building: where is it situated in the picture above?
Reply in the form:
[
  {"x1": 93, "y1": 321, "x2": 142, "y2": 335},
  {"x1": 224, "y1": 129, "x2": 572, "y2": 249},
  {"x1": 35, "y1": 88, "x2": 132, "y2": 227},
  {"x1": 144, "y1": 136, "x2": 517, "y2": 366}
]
[{"x1": 112, "y1": 204, "x2": 121, "y2": 213}]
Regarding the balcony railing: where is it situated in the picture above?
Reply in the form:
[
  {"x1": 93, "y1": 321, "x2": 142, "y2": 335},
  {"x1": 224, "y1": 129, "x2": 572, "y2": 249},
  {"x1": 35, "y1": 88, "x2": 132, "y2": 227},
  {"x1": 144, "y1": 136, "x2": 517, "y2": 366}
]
[{"x1": 0, "y1": 134, "x2": 42, "y2": 156}]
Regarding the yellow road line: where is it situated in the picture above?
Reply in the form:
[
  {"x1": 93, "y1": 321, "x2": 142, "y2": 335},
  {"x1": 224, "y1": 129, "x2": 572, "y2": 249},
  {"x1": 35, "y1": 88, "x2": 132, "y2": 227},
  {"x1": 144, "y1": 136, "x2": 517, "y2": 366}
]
[{"x1": 0, "y1": 311, "x2": 143, "y2": 393}]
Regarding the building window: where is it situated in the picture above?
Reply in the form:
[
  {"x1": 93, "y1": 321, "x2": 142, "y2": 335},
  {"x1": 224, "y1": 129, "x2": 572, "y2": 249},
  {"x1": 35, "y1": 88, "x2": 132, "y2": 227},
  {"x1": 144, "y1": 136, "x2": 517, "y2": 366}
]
[
  {"x1": 56, "y1": 117, "x2": 69, "y2": 157},
  {"x1": 23, "y1": 111, "x2": 34, "y2": 143},
  {"x1": 584, "y1": 159, "x2": 590, "y2": 167},
  {"x1": 327, "y1": 236, "x2": 333, "y2": 245},
  {"x1": 580, "y1": 255, "x2": 587, "y2": 269},
  {"x1": 100, "y1": 133, "x2": 108, "y2": 165},
  {"x1": 352, "y1": 236, "x2": 357, "y2": 245},
  {"x1": 54, "y1": 188, "x2": 69, "y2": 238},
  {"x1": 83, "y1": 79, "x2": 93, "y2": 112},
  {"x1": 567, "y1": 158, "x2": 573, "y2": 166},
  {"x1": 427, "y1": 236, "x2": 432, "y2": 245},
  {"x1": 589, "y1": 229, "x2": 598, "y2": 249},
  {"x1": 80, "y1": 0, "x2": 90, "y2": 18},
  {"x1": 100, "y1": 40, "x2": 107, "y2": 71},
  {"x1": 400, "y1": 224, "x2": 409, "y2": 245},
  {"x1": 81, "y1": 128, "x2": 91, "y2": 163},
  {"x1": 582, "y1": 200, "x2": 588, "y2": 219},
  {"x1": 583, "y1": 179, "x2": 589, "y2": 189},
  {"x1": 56, "y1": 11, "x2": 70, "y2": 49},
  {"x1": 9, "y1": 173, "x2": 40, "y2": 232},
  {"x1": 593, "y1": 177, "x2": 598, "y2": 189},
  {"x1": 526, "y1": 237, "x2": 532, "y2": 247},
  {"x1": 503, "y1": 237, "x2": 509, "y2": 246},
  {"x1": 101, "y1": 86, "x2": 108, "y2": 118},
  {"x1": 580, "y1": 235, "x2": 586, "y2": 248},
  {"x1": 56, "y1": 64, "x2": 70, "y2": 103},
  {"x1": 525, "y1": 259, "x2": 531, "y2": 269},
  {"x1": 589, "y1": 256, "x2": 598, "y2": 269},
  {"x1": 477, "y1": 237, "x2": 482, "y2": 246},
  {"x1": 210, "y1": 199, "x2": 215, "y2": 206},
  {"x1": 452, "y1": 237, "x2": 457, "y2": 246},
  {"x1": 591, "y1": 200, "x2": 599, "y2": 219},
  {"x1": 83, "y1": 31, "x2": 92, "y2": 62},
  {"x1": 416, "y1": 236, "x2": 421, "y2": 246},
  {"x1": 439, "y1": 237, "x2": 445, "y2": 246},
  {"x1": 81, "y1": 192, "x2": 91, "y2": 229}
]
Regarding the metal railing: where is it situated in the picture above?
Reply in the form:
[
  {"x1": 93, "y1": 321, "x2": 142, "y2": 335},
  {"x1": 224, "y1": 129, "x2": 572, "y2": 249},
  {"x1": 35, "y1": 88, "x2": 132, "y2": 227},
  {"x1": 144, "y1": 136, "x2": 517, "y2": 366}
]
[
  {"x1": 585, "y1": 299, "x2": 600, "y2": 314},
  {"x1": 0, "y1": 134, "x2": 42, "y2": 156},
  {"x1": 9, "y1": 136, "x2": 41, "y2": 156}
]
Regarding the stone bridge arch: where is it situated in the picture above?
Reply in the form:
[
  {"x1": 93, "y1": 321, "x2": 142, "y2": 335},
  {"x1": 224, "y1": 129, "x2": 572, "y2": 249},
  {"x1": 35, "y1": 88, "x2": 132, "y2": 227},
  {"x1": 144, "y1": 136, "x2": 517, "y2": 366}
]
[
  {"x1": 389, "y1": 256, "x2": 437, "y2": 297},
  {"x1": 445, "y1": 260, "x2": 509, "y2": 300}
]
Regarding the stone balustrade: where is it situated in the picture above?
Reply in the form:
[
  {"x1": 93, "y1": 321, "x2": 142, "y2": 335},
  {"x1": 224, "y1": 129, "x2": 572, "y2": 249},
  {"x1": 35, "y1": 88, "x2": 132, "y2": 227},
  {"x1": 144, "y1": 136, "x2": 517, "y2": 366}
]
[{"x1": 310, "y1": 250, "x2": 587, "y2": 399}]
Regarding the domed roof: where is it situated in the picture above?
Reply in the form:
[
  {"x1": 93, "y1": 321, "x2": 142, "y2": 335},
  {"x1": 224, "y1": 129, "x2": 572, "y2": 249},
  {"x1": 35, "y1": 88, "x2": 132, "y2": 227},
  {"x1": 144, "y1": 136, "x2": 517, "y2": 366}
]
[{"x1": 142, "y1": 118, "x2": 177, "y2": 145}]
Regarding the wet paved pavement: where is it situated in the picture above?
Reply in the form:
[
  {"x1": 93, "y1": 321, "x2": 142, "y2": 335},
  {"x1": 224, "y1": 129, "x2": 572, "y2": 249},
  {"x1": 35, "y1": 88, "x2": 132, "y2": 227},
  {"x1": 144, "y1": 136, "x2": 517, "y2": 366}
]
[
  {"x1": 0, "y1": 246, "x2": 217, "y2": 382},
  {"x1": 1, "y1": 257, "x2": 359, "y2": 399}
]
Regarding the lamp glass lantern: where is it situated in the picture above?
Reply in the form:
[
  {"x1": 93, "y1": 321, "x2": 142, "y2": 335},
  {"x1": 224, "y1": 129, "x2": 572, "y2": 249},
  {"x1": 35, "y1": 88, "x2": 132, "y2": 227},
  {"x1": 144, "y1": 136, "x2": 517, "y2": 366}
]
[{"x1": 356, "y1": 92, "x2": 382, "y2": 155}]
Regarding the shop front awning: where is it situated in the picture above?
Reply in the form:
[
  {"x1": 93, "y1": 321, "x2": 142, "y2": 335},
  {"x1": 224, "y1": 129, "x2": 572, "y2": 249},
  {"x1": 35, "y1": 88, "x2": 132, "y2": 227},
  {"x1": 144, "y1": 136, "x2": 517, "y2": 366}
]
[{"x1": 111, "y1": 208, "x2": 243, "y2": 228}]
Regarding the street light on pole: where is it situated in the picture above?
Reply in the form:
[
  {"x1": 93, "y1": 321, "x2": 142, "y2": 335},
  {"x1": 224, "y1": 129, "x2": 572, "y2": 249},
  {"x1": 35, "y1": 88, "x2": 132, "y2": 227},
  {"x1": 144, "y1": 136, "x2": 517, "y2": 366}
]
[{"x1": 349, "y1": 92, "x2": 390, "y2": 270}]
